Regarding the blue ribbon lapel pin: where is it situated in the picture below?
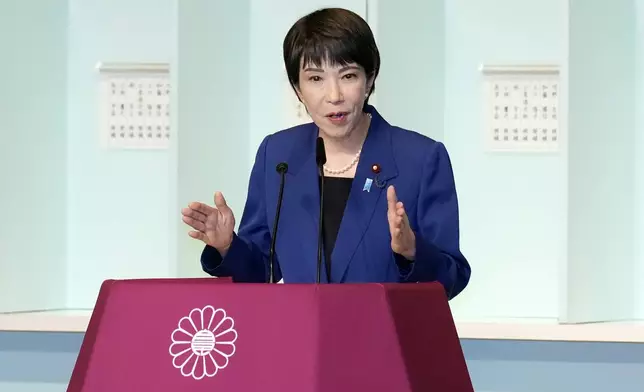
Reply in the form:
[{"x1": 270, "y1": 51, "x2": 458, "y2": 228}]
[{"x1": 363, "y1": 178, "x2": 373, "y2": 192}]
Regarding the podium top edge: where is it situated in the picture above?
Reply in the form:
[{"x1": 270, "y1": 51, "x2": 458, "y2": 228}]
[
  {"x1": 102, "y1": 278, "x2": 436, "y2": 286},
  {"x1": 2, "y1": 310, "x2": 644, "y2": 344}
]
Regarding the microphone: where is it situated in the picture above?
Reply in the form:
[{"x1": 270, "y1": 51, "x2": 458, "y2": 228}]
[
  {"x1": 268, "y1": 162, "x2": 288, "y2": 283},
  {"x1": 315, "y1": 137, "x2": 326, "y2": 284}
]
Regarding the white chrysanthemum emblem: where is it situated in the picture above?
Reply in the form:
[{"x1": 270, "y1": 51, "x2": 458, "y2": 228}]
[{"x1": 169, "y1": 306, "x2": 238, "y2": 380}]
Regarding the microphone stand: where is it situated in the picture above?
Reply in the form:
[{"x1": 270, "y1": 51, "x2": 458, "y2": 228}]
[
  {"x1": 317, "y1": 164, "x2": 325, "y2": 284},
  {"x1": 269, "y1": 162, "x2": 288, "y2": 283},
  {"x1": 315, "y1": 137, "x2": 326, "y2": 284}
]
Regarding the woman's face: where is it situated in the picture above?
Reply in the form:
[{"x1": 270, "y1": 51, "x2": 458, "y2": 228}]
[{"x1": 296, "y1": 60, "x2": 372, "y2": 140}]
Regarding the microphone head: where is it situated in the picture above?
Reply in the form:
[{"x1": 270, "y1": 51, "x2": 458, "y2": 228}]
[
  {"x1": 315, "y1": 137, "x2": 327, "y2": 166},
  {"x1": 275, "y1": 162, "x2": 288, "y2": 174}
]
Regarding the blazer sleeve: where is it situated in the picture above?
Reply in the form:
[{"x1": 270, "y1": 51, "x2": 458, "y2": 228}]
[
  {"x1": 399, "y1": 141, "x2": 471, "y2": 300},
  {"x1": 200, "y1": 135, "x2": 281, "y2": 283}
]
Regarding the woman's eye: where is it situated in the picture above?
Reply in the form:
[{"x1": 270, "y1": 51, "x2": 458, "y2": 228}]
[
  {"x1": 343, "y1": 73, "x2": 356, "y2": 79},
  {"x1": 309, "y1": 76, "x2": 321, "y2": 82}
]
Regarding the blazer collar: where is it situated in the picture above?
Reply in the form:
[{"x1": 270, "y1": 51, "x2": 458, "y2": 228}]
[{"x1": 355, "y1": 105, "x2": 398, "y2": 185}]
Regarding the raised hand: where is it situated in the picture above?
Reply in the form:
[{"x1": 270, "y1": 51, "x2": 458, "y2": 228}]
[
  {"x1": 387, "y1": 185, "x2": 416, "y2": 260},
  {"x1": 181, "y1": 191, "x2": 236, "y2": 255}
]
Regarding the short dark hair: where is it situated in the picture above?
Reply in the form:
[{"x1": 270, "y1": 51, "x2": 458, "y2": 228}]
[{"x1": 282, "y1": 8, "x2": 380, "y2": 107}]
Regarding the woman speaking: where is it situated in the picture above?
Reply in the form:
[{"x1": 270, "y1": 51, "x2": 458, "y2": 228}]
[{"x1": 181, "y1": 7, "x2": 471, "y2": 300}]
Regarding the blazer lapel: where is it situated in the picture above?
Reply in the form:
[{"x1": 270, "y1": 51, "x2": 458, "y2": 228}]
[{"x1": 330, "y1": 107, "x2": 398, "y2": 282}]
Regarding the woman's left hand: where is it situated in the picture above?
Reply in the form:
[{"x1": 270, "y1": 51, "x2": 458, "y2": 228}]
[{"x1": 387, "y1": 185, "x2": 416, "y2": 260}]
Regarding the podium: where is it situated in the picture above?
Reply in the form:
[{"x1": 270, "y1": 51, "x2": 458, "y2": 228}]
[{"x1": 67, "y1": 279, "x2": 473, "y2": 391}]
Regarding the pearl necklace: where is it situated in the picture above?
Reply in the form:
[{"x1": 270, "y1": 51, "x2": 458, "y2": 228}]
[
  {"x1": 322, "y1": 113, "x2": 371, "y2": 175},
  {"x1": 323, "y1": 148, "x2": 361, "y2": 175}
]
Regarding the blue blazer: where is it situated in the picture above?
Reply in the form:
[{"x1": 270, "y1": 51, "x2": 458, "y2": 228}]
[{"x1": 201, "y1": 105, "x2": 471, "y2": 299}]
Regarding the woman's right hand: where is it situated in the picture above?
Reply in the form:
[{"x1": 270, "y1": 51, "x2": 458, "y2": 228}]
[{"x1": 182, "y1": 191, "x2": 236, "y2": 256}]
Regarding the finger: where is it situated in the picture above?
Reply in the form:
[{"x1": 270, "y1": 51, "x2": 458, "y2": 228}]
[
  {"x1": 387, "y1": 211, "x2": 396, "y2": 234},
  {"x1": 188, "y1": 230, "x2": 208, "y2": 243},
  {"x1": 188, "y1": 201, "x2": 214, "y2": 216},
  {"x1": 395, "y1": 201, "x2": 409, "y2": 225},
  {"x1": 395, "y1": 215, "x2": 403, "y2": 227},
  {"x1": 389, "y1": 214, "x2": 402, "y2": 234},
  {"x1": 214, "y1": 191, "x2": 231, "y2": 213},
  {"x1": 386, "y1": 185, "x2": 397, "y2": 212},
  {"x1": 401, "y1": 206, "x2": 410, "y2": 226},
  {"x1": 396, "y1": 206, "x2": 405, "y2": 217},
  {"x1": 181, "y1": 207, "x2": 207, "y2": 223},
  {"x1": 183, "y1": 215, "x2": 206, "y2": 232}
]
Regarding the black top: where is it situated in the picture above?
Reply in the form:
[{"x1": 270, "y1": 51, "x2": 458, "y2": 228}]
[{"x1": 320, "y1": 176, "x2": 353, "y2": 282}]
